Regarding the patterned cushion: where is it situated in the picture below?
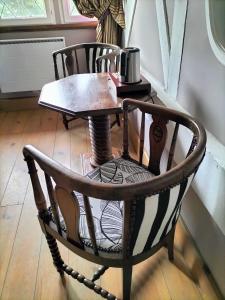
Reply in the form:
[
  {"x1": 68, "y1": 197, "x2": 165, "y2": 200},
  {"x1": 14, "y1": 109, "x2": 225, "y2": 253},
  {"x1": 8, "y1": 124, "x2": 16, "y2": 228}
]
[
  {"x1": 75, "y1": 158, "x2": 154, "y2": 258},
  {"x1": 75, "y1": 157, "x2": 196, "y2": 259}
]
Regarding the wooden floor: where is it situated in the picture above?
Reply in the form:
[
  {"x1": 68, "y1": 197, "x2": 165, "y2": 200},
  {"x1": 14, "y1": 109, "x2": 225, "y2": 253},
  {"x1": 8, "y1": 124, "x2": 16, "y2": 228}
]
[{"x1": 0, "y1": 108, "x2": 222, "y2": 300}]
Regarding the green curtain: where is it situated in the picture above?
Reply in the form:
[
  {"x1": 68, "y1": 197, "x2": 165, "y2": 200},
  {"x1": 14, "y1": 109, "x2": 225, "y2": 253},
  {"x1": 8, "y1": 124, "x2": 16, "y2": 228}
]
[{"x1": 73, "y1": 0, "x2": 125, "y2": 46}]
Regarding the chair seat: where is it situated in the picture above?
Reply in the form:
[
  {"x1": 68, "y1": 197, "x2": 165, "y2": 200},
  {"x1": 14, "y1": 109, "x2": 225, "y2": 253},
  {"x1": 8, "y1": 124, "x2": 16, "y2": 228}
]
[{"x1": 75, "y1": 158, "x2": 154, "y2": 258}]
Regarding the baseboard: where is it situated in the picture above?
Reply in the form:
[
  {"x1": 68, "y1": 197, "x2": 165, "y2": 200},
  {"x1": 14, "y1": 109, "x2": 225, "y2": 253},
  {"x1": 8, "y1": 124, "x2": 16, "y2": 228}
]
[{"x1": 0, "y1": 97, "x2": 40, "y2": 111}]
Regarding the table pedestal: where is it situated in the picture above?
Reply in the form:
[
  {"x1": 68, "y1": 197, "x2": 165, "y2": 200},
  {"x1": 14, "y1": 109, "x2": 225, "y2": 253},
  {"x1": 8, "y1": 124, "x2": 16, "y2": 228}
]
[{"x1": 88, "y1": 115, "x2": 113, "y2": 167}]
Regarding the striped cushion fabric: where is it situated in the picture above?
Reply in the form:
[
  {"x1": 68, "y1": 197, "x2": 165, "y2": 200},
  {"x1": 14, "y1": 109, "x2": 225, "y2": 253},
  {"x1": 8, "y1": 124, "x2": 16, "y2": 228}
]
[
  {"x1": 130, "y1": 173, "x2": 195, "y2": 256},
  {"x1": 86, "y1": 47, "x2": 114, "y2": 73},
  {"x1": 76, "y1": 158, "x2": 195, "y2": 258}
]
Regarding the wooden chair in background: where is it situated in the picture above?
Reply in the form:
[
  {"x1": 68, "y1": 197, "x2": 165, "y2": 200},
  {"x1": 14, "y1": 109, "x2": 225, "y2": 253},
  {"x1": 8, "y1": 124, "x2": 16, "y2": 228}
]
[
  {"x1": 52, "y1": 42, "x2": 121, "y2": 129},
  {"x1": 23, "y1": 99, "x2": 206, "y2": 300}
]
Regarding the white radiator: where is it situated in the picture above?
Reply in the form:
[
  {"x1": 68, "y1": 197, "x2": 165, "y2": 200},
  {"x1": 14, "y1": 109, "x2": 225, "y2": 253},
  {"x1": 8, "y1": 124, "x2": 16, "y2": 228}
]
[{"x1": 0, "y1": 37, "x2": 65, "y2": 95}]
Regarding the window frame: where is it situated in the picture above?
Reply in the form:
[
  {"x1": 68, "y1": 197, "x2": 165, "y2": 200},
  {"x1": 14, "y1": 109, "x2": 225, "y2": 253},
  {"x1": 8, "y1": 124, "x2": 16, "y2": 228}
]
[
  {"x1": 0, "y1": 0, "x2": 56, "y2": 26},
  {"x1": 59, "y1": 0, "x2": 95, "y2": 24},
  {"x1": 0, "y1": 0, "x2": 96, "y2": 29},
  {"x1": 205, "y1": 0, "x2": 225, "y2": 66}
]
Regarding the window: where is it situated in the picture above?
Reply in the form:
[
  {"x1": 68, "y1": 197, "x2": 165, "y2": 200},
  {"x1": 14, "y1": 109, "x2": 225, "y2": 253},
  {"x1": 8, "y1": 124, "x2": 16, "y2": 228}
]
[
  {"x1": 205, "y1": 0, "x2": 225, "y2": 66},
  {"x1": 67, "y1": 0, "x2": 79, "y2": 17},
  {"x1": 61, "y1": 0, "x2": 94, "y2": 23},
  {"x1": 0, "y1": 0, "x2": 95, "y2": 27},
  {"x1": 0, "y1": 0, "x2": 46, "y2": 19},
  {"x1": 0, "y1": 0, "x2": 55, "y2": 25}
]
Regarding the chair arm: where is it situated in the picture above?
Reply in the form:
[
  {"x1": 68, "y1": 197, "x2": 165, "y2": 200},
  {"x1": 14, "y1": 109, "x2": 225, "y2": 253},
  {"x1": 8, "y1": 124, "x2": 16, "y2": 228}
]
[
  {"x1": 23, "y1": 140, "x2": 206, "y2": 203},
  {"x1": 23, "y1": 144, "x2": 84, "y2": 187}
]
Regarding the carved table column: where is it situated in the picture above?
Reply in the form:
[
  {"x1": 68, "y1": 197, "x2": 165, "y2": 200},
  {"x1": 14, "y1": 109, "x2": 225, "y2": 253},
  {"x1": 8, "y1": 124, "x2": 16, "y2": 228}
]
[{"x1": 88, "y1": 115, "x2": 113, "y2": 167}]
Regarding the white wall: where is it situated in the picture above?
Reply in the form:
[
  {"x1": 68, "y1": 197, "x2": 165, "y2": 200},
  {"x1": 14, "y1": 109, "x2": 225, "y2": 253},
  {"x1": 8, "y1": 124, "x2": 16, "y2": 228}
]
[
  {"x1": 177, "y1": 0, "x2": 225, "y2": 145},
  {"x1": 124, "y1": 0, "x2": 225, "y2": 295},
  {"x1": 129, "y1": 0, "x2": 164, "y2": 85}
]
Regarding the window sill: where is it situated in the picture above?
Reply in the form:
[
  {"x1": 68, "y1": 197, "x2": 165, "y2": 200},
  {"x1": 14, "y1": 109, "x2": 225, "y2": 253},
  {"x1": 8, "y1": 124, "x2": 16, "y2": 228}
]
[{"x1": 0, "y1": 21, "x2": 97, "y2": 33}]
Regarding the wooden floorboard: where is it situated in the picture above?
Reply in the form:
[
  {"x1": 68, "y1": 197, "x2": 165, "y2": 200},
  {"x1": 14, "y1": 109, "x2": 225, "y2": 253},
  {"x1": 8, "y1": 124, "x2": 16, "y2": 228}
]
[
  {"x1": 0, "y1": 205, "x2": 22, "y2": 296},
  {"x1": 132, "y1": 251, "x2": 171, "y2": 300},
  {"x1": 0, "y1": 183, "x2": 43, "y2": 300},
  {"x1": 0, "y1": 111, "x2": 29, "y2": 135},
  {"x1": 0, "y1": 109, "x2": 59, "y2": 300},
  {"x1": 34, "y1": 236, "x2": 69, "y2": 300},
  {"x1": 0, "y1": 109, "x2": 222, "y2": 300},
  {"x1": 1, "y1": 110, "x2": 39, "y2": 206},
  {"x1": 0, "y1": 110, "x2": 32, "y2": 204}
]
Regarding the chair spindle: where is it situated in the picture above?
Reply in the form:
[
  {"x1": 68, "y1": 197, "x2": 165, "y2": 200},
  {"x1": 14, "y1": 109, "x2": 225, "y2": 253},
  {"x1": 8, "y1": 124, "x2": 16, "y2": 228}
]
[
  {"x1": 85, "y1": 48, "x2": 90, "y2": 73},
  {"x1": 83, "y1": 195, "x2": 99, "y2": 256},
  {"x1": 186, "y1": 135, "x2": 198, "y2": 158},
  {"x1": 92, "y1": 47, "x2": 97, "y2": 72},
  {"x1": 99, "y1": 47, "x2": 104, "y2": 72},
  {"x1": 167, "y1": 123, "x2": 179, "y2": 171},
  {"x1": 61, "y1": 53, "x2": 66, "y2": 78},
  {"x1": 122, "y1": 200, "x2": 133, "y2": 259},
  {"x1": 104, "y1": 49, "x2": 110, "y2": 72},
  {"x1": 74, "y1": 49, "x2": 80, "y2": 74},
  {"x1": 122, "y1": 108, "x2": 130, "y2": 159},
  {"x1": 53, "y1": 55, "x2": 59, "y2": 80},
  {"x1": 139, "y1": 111, "x2": 145, "y2": 165},
  {"x1": 45, "y1": 173, "x2": 62, "y2": 234},
  {"x1": 65, "y1": 52, "x2": 74, "y2": 76}
]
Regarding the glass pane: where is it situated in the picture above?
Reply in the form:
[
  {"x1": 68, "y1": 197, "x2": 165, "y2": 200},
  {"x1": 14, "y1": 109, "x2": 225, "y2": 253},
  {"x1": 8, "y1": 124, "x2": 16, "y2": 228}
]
[
  {"x1": 210, "y1": 0, "x2": 225, "y2": 49},
  {"x1": 68, "y1": 0, "x2": 79, "y2": 16},
  {"x1": 0, "y1": 0, "x2": 47, "y2": 19}
]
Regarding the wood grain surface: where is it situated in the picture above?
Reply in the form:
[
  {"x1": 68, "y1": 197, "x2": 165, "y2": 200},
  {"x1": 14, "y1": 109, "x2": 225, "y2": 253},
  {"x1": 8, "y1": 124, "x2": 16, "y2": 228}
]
[{"x1": 39, "y1": 73, "x2": 120, "y2": 117}]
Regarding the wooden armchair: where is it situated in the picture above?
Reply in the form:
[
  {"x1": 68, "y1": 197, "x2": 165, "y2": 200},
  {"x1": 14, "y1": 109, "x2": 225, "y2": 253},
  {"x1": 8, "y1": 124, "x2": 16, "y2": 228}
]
[
  {"x1": 23, "y1": 99, "x2": 206, "y2": 300},
  {"x1": 52, "y1": 42, "x2": 121, "y2": 129}
]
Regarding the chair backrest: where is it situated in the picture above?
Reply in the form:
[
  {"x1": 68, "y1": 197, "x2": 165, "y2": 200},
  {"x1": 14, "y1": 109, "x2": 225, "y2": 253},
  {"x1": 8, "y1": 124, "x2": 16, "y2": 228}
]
[
  {"x1": 121, "y1": 99, "x2": 206, "y2": 256},
  {"x1": 52, "y1": 42, "x2": 120, "y2": 80},
  {"x1": 23, "y1": 99, "x2": 206, "y2": 263}
]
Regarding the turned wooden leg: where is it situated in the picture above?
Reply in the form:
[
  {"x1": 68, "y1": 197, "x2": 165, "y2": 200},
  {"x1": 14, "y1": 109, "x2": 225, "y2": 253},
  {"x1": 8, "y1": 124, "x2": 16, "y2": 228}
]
[
  {"x1": 89, "y1": 115, "x2": 113, "y2": 167},
  {"x1": 123, "y1": 265, "x2": 132, "y2": 300},
  {"x1": 46, "y1": 233, "x2": 64, "y2": 276},
  {"x1": 61, "y1": 263, "x2": 116, "y2": 299},
  {"x1": 91, "y1": 266, "x2": 109, "y2": 282},
  {"x1": 167, "y1": 226, "x2": 176, "y2": 261}
]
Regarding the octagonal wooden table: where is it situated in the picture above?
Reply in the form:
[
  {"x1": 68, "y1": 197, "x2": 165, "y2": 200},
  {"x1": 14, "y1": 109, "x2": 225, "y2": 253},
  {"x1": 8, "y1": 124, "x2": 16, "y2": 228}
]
[{"x1": 39, "y1": 72, "x2": 151, "y2": 167}]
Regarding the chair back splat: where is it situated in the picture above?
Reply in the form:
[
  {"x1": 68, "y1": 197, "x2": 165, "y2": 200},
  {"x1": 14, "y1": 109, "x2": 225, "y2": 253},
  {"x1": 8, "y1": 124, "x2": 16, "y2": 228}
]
[{"x1": 24, "y1": 98, "x2": 206, "y2": 300}]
